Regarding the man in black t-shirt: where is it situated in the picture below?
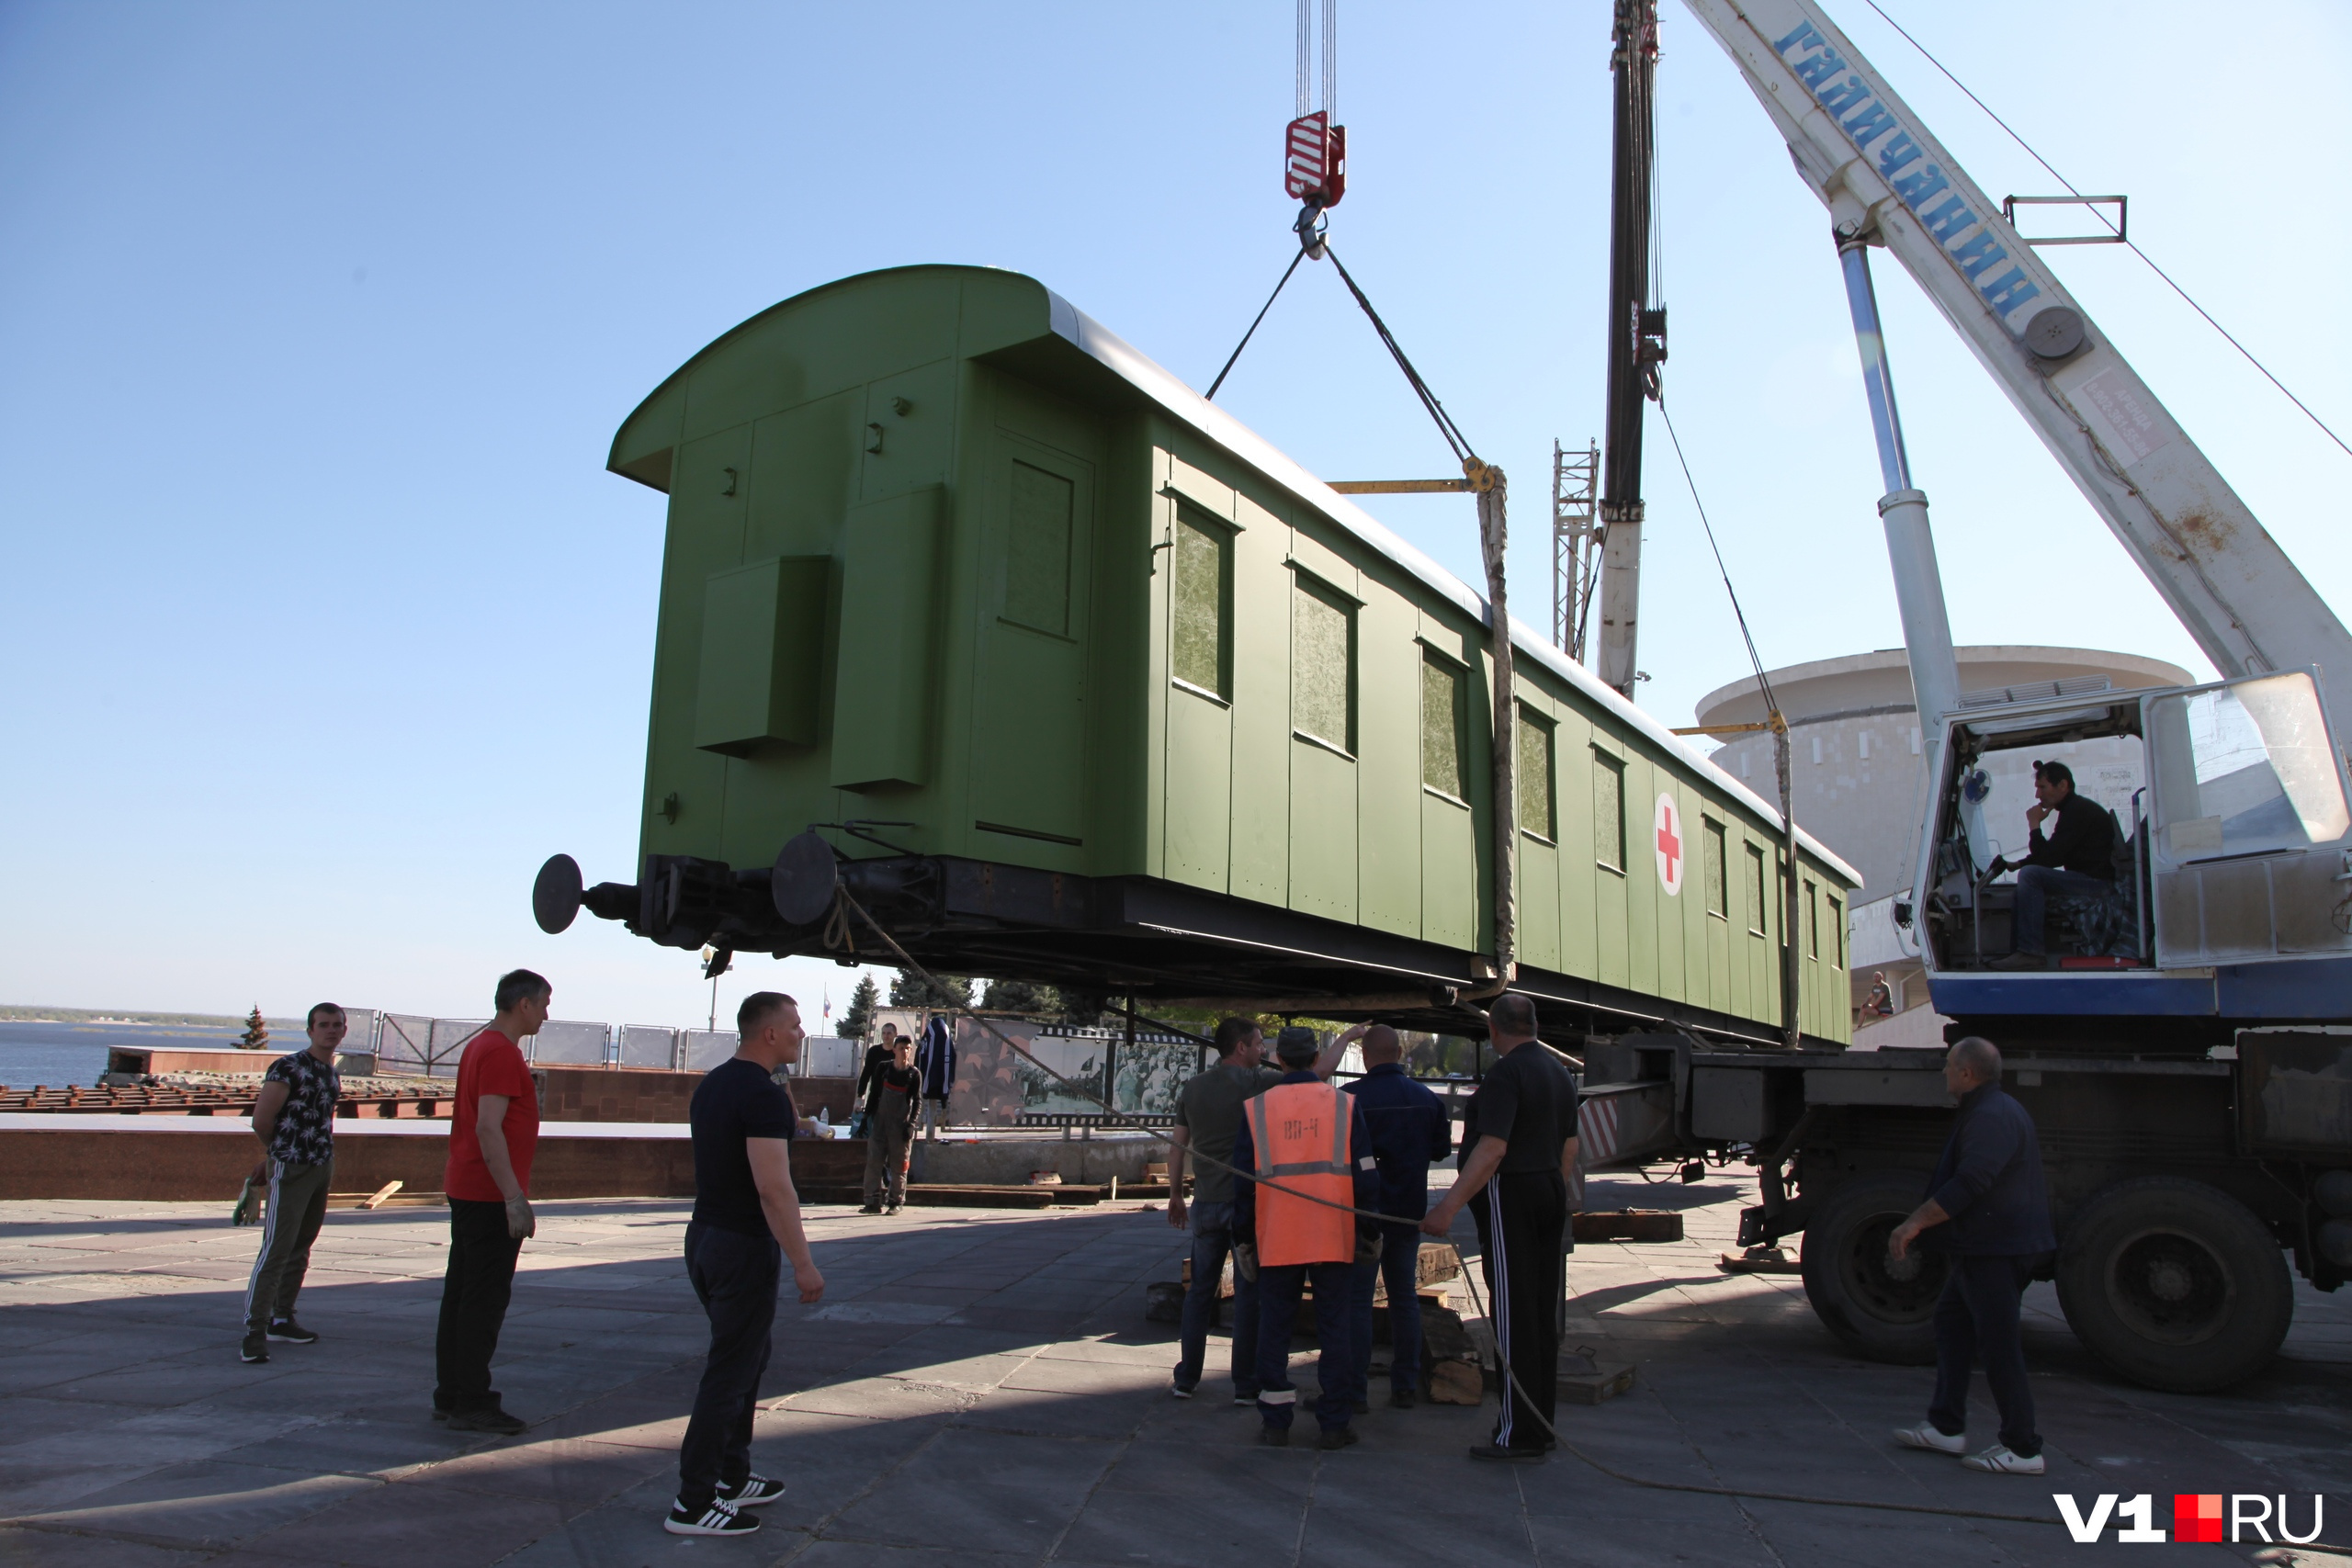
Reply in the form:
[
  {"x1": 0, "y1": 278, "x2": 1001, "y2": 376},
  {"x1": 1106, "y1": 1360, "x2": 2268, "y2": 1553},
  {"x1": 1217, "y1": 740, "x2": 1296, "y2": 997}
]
[
  {"x1": 668, "y1": 992, "x2": 825, "y2": 1540},
  {"x1": 1423, "y1": 994, "x2": 1579, "y2": 1461}
]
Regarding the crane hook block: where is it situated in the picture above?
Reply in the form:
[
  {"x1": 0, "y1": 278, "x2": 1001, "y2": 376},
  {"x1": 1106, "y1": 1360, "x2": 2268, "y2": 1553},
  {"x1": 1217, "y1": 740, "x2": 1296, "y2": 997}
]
[{"x1": 1283, "y1": 112, "x2": 1346, "y2": 209}]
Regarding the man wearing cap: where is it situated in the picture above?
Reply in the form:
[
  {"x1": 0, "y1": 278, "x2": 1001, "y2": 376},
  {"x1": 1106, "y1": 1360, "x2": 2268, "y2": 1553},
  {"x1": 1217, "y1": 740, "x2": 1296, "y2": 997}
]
[
  {"x1": 1989, "y1": 760, "x2": 2117, "y2": 970},
  {"x1": 1231, "y1": 1026, "x2": 1381, "y2": 1451},
  {"x1": 1167, "y1": 1019, "x2": 1343, "y2": 1404}
]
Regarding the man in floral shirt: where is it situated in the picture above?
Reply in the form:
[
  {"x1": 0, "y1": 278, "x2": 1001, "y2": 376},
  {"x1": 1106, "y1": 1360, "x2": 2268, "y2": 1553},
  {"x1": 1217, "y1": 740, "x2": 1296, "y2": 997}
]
[{"x1": 242, "y1": 1004, "x2": 345, "y2": 1364}]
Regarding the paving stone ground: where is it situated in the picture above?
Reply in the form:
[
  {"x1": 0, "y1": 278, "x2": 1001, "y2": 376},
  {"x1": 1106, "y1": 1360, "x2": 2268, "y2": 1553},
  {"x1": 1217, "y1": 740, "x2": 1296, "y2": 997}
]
[{"x1": 0, "y1": 1175, "x2": 2346, "y2": 1566}]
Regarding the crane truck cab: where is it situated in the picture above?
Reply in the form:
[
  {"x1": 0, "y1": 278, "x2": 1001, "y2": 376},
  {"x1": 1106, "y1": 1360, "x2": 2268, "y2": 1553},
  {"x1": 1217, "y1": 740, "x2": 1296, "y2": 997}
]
[{"x1": 1908, "y1": 670, "x2": 2352, "y2": 1005}]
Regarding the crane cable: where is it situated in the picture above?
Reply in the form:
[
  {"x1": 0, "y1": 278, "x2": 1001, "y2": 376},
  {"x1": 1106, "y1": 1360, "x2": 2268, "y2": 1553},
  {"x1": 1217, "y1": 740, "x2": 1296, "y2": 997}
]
[
  {"x1": 1859, "y1": 0, "x2": 2350, "y2": 462},
  {"x1": 811, "y1": 884, "x2": 2235, "y2": 1539},
  {"x1": 1202, "y1": 229, "x2": 1483, "y2": 478}
]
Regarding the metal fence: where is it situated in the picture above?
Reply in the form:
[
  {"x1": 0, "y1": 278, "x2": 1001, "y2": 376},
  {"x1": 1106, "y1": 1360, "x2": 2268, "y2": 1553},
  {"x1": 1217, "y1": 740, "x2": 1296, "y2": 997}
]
[{"x1": 353, "y1": 1012, "x2": 854, "y2": 1077}]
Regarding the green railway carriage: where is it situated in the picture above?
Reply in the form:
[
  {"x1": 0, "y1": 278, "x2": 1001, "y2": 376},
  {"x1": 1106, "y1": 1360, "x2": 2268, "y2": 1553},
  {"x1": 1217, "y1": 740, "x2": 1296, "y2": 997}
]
[{"x1": 537, "y1": 264, "x2": 1859, "y2": 1046}]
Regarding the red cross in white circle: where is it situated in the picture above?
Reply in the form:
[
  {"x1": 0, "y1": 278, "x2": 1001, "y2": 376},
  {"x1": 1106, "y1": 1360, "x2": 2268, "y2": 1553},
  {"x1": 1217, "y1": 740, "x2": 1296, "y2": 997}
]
[{"x1": 1657, "y1": 815, "x2": 1681, "y2": 879}]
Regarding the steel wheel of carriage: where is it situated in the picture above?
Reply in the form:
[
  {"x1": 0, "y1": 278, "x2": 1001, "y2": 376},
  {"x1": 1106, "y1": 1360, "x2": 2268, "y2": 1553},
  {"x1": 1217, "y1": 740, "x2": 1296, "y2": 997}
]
[{"x1": 1799, "y1": 1170, "x2": 1949, "y2": 1364}]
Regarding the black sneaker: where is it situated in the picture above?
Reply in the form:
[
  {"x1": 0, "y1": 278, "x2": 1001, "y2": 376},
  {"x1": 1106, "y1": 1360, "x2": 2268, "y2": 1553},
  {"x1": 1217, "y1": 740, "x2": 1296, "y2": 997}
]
[
  {"x1": 1348, "y1": 1398, "x2": 1370, "y2": 1416},
  {"x1": 1389, "y1": 1388, "x2": 1419, "y2": 1410},
  {"x1": 1257, "y1": 1425, "x2": 1289, "y2": 1447},
  {"x1": 857, "y1": 1203, "x2": 882, "y2": 1215},
  {"x1": 1170, "y1": 1381, "x2": 1197, "y2": 1400},
  {"x1": 718, "y1": 1474, "x2": 786, "y2": 1508},
  {"x1": 885, "y1": 1203, "x2": 902, "y2": 1215},
  {"x1": 239, "y1": 1338, "x2": 269, "y2": 1365},
  {"x1": 266, "y1": 1318, "x2": 318, "y2": 1344},
  {"x1": 1233, "y1": 1391, "x2": 1261, "y2": 1406},
  {"x1": 1318, "y1": 1425, "x2": 1360, "y2": 1451},
  {"x1": 447, "y1": 1405, "x2": 527, "y2": 1435},
  {"x1": 666, "y1": 1497, "x2": 760, "y2": 1537}
]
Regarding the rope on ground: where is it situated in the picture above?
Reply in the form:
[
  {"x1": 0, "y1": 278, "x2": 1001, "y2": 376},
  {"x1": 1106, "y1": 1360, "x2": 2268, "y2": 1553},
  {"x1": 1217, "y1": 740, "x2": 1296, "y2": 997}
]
[{"x1": 825, "y1": 886, "x2": 2094, "y2": 1532}]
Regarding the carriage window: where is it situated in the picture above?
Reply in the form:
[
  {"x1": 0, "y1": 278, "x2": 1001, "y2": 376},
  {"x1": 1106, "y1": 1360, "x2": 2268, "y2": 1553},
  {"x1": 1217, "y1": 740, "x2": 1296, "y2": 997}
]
[
  {"x1": 2147, "y1": 672, "x2": 2350, "y2": 861},
  {"x1": 1519, "y1": 710, "x2": 1555, "y2": 840},
  {"x1": 1292, "y1": 576, "x2": 1353, "y2": 753},
  {"x1": 1826, "y1": 893, "x2": 1844, "y2": 967},
  {"x1": 1004, "y1": 460, "x2": 1073, "y2": 636},
  {"x1": 1593, "y1": 750, "x2": 1625, "y2": 871},
  {"x1": 1420, "y1": 653, "x2": 1464, "y2": 800},
  {"x1": 1170, "y1": 509, "x2": 1227, "y2": 699},
  {"x1": 1702, "y1": 818, "x2": 1728, "y2": 918},
  {"x1": 1745, "y1": 842, "x2": 1768, "y2": 934},
  {"x1": 1804, "y1": 879, "x2": 1819, "y2": 959}
]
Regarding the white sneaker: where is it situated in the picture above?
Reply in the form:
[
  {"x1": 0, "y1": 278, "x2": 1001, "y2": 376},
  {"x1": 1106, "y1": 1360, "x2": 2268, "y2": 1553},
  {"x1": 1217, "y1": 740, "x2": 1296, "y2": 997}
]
[
  {"x1": 1962, "y1": 1443, "x2": 2045, "y2": 1475},
  {"x1": 665, "y1": 1497, "x2": 760, "y2": 1536},
  {"x1": 1892, "y1": 1422, "x2": 1966, "y2": 1455}
]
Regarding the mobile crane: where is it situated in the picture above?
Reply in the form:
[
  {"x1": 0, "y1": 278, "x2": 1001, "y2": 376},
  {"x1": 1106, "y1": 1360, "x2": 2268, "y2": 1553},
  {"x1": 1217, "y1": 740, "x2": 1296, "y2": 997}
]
[{"x1": 1585, "y1": 0, "x2": 2352, "y2": 1392}]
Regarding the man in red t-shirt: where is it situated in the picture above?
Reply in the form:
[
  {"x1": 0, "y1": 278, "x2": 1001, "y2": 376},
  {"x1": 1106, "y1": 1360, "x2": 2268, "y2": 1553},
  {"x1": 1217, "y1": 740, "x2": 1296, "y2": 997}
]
[{"x1": 432, "y1": 967, "x2": 549, "y2": 1433}]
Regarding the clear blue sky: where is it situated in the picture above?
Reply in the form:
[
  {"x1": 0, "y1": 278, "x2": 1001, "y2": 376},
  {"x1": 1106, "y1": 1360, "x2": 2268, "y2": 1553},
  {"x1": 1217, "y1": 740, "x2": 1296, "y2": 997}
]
[{"x1": 3, "y1": 1, "x2": 2346, "y2": 1027}]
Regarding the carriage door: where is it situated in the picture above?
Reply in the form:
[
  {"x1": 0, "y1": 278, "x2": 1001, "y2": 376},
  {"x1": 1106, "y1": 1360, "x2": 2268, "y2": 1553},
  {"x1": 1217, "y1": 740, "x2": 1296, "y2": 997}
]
[
  {"x1": 2143, "y1": 671, "x2": 2352, "y2": 966},
  {"x1": 969, "y1": 429, "x2": 1094, "y2": 852}
]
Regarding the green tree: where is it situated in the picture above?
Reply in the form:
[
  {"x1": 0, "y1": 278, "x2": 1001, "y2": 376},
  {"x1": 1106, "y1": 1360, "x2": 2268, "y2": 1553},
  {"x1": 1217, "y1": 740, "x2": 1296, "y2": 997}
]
[
  {"x1": 981, "y1": 976, "x2": 1058, "y2": 1014},
  {"x1": 840, "y1": 974, "x2": 879, "y2": 1039},
  {"x1": 888, "y1": 970, "x2": 972, "y2": 1010},
  {"x1": 1055, "y1": 988, "x2": 1109, "y2": 1029},
  {"x1": 235, "y1": 1006, "x2": 270, "y2": 1052}
]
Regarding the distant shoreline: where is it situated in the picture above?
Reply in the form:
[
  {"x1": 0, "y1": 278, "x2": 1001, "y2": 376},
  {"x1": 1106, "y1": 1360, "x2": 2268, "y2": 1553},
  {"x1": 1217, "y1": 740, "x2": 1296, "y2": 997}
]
[{"x1": 0, "y1": 1007, "x2": 258, "y2": 1028}]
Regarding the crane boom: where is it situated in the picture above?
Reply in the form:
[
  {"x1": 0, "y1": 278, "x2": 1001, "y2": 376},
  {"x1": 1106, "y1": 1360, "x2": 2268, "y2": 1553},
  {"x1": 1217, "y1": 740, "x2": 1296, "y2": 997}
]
[
  {"x1": 1678, "y1": 0, "x2": 2352, "y2": 686},
  {"x1": 1598, "y1": 0, "x2": 1666, "y2": 700}
]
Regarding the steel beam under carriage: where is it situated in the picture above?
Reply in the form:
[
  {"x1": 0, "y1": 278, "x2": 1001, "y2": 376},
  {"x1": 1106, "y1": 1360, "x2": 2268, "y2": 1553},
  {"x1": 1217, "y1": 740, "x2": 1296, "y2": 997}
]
[{"x1": 800, "y1": 852, "x2": 1834, "y2": 1048}]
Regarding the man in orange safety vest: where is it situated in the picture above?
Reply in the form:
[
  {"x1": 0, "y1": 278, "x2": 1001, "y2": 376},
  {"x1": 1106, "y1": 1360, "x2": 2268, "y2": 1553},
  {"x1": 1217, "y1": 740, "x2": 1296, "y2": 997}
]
[{"x1": 1231, "y1": 1026, "x2": 1382, "y2": 1450}]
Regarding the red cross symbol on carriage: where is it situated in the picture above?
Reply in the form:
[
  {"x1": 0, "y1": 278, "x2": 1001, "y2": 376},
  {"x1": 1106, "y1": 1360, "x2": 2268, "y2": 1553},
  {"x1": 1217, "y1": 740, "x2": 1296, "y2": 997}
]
[{"x1": 1653, "y1": 793, "x2": 1684, "y2": 896}]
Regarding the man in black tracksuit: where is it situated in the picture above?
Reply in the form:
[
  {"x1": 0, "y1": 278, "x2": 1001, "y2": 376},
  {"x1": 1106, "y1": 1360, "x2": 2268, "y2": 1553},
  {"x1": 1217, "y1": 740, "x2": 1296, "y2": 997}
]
[
  {"x1": 1421, "y1": 994, "x2": 1578, "y2": 1461},
  {"x1": 1889, "y1": 1035, "x2": 2057, "y2": 1476}
]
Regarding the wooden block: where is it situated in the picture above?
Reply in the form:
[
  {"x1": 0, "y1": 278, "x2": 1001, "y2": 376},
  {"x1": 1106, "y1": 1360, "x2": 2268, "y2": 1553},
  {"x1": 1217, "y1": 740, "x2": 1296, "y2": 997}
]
[
  {"x1": 1556, "y1": 1360, "x2": 1636, "y2": 1405},
  {"x1": 1718, "y1": 1247, "x2": 1802, "y2": 1274},
  {"x1": 357, "y1": 1179, "x2": 403, "y2": 1211},
  {"x1": 1428, "y1": 1359, "x2": 1485, "y2": 1405}
]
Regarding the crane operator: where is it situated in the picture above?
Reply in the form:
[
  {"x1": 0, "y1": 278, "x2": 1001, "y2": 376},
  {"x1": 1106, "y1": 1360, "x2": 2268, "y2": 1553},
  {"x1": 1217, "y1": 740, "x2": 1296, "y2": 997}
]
[{"x1": 1988, "y1": 761, "x2": 2116, "y2": 970}]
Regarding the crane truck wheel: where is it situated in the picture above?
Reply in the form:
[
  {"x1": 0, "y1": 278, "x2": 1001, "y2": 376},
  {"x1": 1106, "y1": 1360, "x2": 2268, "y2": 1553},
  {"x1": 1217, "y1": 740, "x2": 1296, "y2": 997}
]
[
  {"x1": 2055, "y1": 1177, "x2": 2292, "y2": 1393},
  {"x1": 1799, "y1": 1170, "x2": 1948, "y2": 1365}
]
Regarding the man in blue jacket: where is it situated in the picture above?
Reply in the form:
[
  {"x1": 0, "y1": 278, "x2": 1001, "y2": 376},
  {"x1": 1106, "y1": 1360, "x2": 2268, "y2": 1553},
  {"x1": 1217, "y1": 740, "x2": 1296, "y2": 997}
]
[
  {"x1": 1337, "y1": 1023, "x2": 1453, "y2": 1412},
  {"x1": 1888, "y1": 1036, "x2": 2057, "y2": 1476}
]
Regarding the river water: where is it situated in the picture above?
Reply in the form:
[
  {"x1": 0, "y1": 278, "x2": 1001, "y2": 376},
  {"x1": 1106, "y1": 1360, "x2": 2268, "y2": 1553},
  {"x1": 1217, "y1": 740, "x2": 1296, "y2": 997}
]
[{"x1": 0, "y1": 1019, "x2": 269, "y2": 1088}]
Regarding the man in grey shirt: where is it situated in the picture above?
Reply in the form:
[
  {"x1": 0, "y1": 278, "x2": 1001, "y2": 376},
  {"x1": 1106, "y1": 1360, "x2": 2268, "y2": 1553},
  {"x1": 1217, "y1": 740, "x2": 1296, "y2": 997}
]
[{"x1": 1166, "y1": 1018, "x2": 1340, "y2": 1402}]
